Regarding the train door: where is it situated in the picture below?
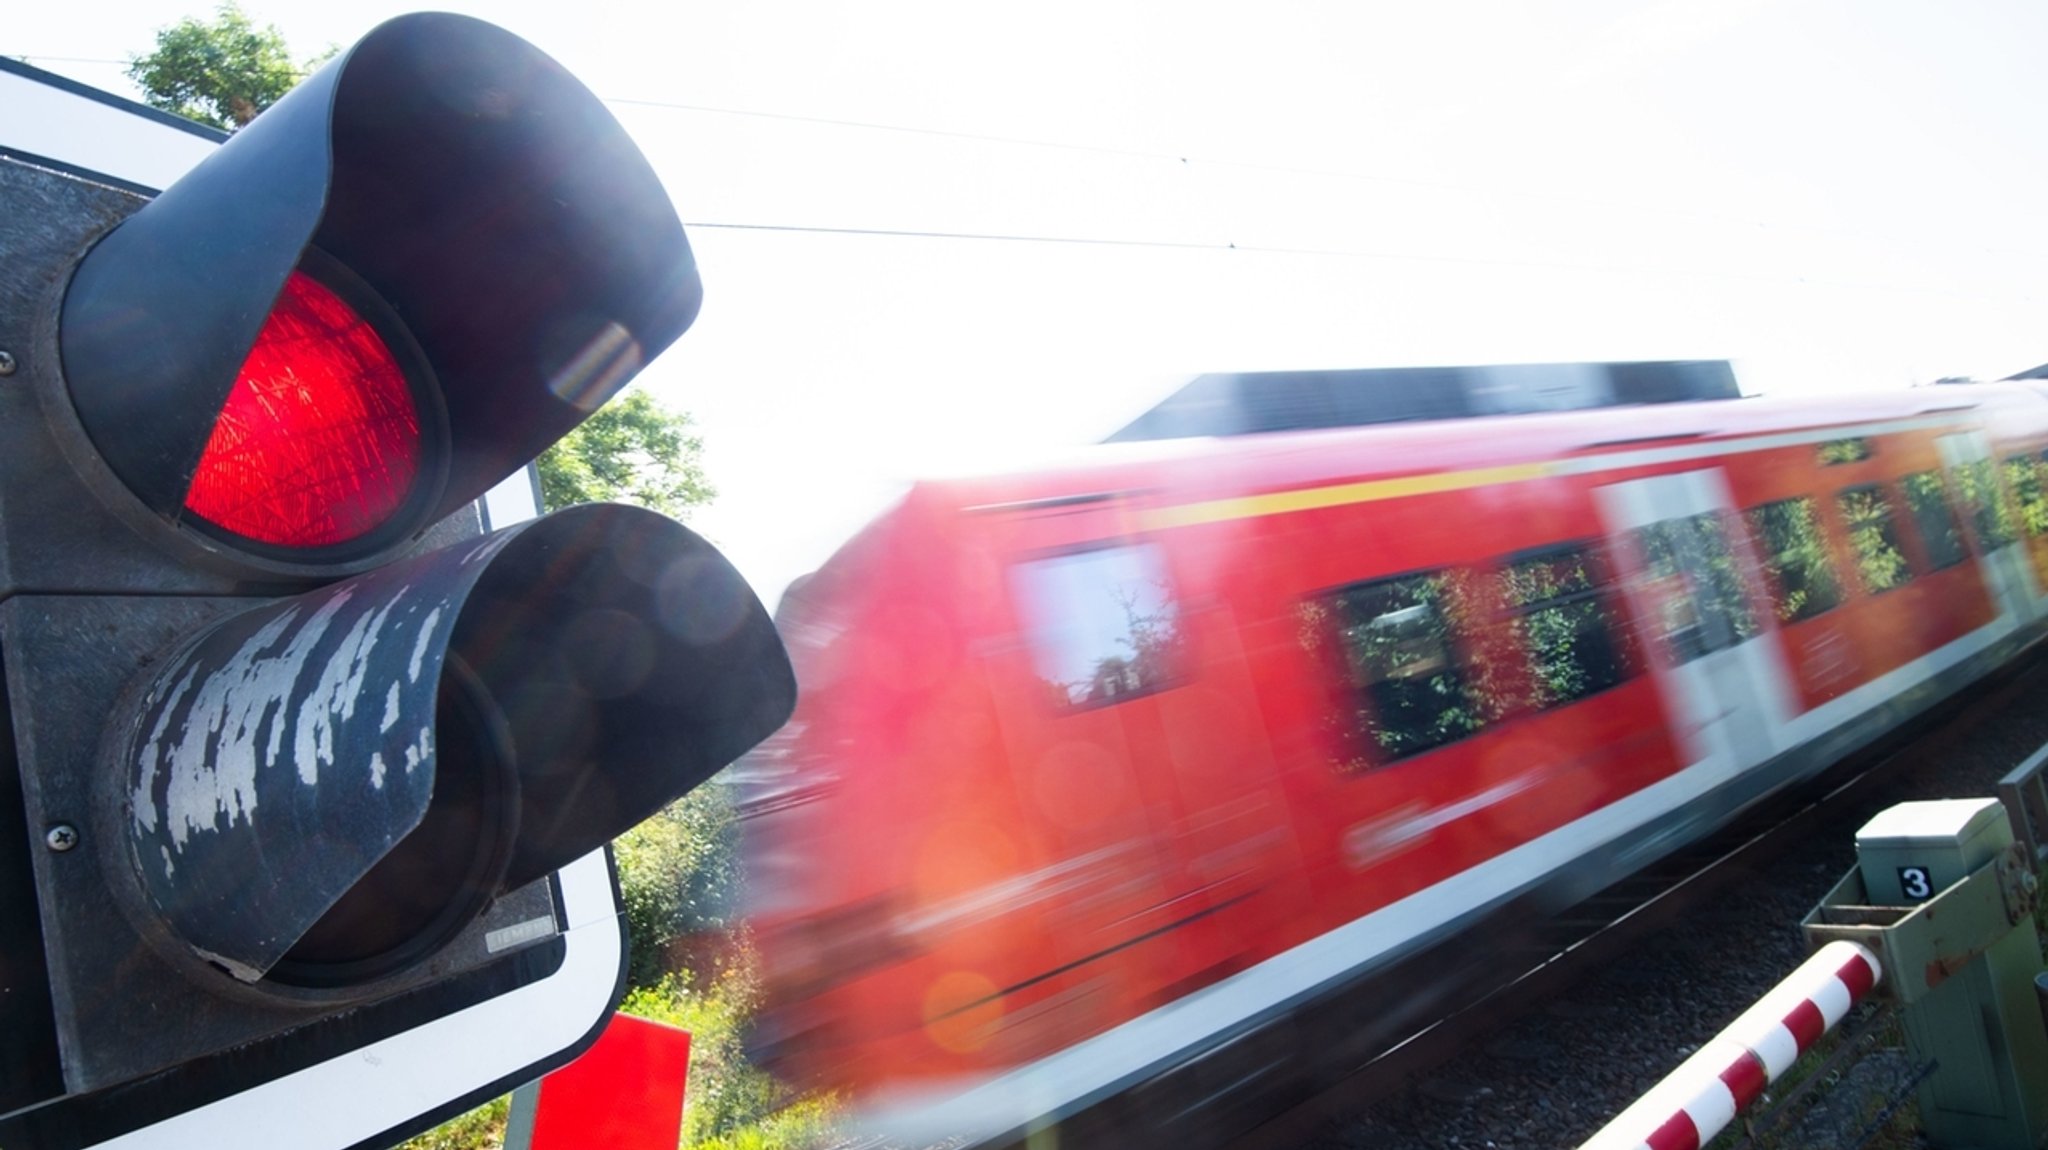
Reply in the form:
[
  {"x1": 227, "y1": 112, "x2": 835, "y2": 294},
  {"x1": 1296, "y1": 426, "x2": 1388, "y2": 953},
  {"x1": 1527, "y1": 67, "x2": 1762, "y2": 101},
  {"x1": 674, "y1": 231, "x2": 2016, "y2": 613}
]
[
  {"x1": 990, "y1": 513, "x2": 1293, "y2": 1026},
  {"x1": 1125, "y1": 593, "x2": 1300, "y2": 973},
  {"x1": 1937, "y1": 431, "x2": 2041, "y2": 623},
  {"x1": 1597, "y1": 469, "x2": 1793, "y2": 785},
  {"x1": 989, "y1": 534, "x2": 1187, "y2": 1031}
]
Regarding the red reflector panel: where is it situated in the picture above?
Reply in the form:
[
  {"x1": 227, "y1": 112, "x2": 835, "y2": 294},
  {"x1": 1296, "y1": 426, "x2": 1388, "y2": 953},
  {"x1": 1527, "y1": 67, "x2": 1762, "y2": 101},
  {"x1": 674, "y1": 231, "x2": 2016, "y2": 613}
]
[{"x1": 184, "y1": 271, "x2": 421, "y2": 548}]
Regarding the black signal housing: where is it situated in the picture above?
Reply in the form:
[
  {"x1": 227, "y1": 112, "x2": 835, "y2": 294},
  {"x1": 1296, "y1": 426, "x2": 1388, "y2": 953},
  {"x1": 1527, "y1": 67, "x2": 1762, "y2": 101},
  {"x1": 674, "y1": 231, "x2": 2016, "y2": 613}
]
[
  {"x1": 57, "y1": 11, "x2": 703, "y2": 569},
  {"x1": 0, "y1": 14, "x2": 794, "y2": 1149}
]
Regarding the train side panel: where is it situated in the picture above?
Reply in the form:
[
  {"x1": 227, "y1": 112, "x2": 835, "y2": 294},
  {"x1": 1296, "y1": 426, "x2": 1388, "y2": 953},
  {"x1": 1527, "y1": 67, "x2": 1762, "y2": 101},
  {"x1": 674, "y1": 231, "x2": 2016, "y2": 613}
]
[{"x1": 745, "y1": 385, "x2": 2048, "y2": 1131}]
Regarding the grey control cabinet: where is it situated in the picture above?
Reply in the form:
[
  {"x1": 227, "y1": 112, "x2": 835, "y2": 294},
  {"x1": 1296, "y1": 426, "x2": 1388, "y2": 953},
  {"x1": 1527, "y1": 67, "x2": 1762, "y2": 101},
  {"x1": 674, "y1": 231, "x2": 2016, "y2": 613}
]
[{"x1": 1854, "y1": 799, "x2": 2048, "y2": 1149}]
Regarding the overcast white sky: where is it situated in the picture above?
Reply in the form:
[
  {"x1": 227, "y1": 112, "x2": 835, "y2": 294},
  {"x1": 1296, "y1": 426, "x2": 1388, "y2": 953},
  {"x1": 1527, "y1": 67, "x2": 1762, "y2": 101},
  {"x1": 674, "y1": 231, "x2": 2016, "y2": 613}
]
[{"x1": 12, "y1": 1, "x2": 2048, "y2": 604}]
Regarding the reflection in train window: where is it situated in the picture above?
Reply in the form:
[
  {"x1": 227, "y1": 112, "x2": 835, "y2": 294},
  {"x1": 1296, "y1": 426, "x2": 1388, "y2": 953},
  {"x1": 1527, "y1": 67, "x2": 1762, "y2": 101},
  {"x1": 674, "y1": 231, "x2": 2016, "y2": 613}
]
[
  {"x1": 1632, "y1": 512, "x2": 1758, "y2": 664},
  {"x1": 2006, "y1": 455, "x2": 2048, "y2": 538},
  {"x1": 1902, "y1": 471, "x2": 1967, "y2": 570},
  {"x1": 1010, "y1": 543, "x2": 1185, "y2": 709},
  {"x1": 1501, "y1": 545, "x2": 1631, "y2": 708},
  {"x1": 1837, "y1": 484, "x2": 1912, "y2": 593},
  {"x1": 1744, "y1": 497, "x2": 1843, "y2": 623},
  {"x1": 1321, "y1": 571, "x2": 1486, "y2": 761},
  {"x1": 1948, "y1": 459, "x2": 2015, "y2": 550},
  {"x1": 1817, "y1": 437, "x2": 1873, "y2": 466}
]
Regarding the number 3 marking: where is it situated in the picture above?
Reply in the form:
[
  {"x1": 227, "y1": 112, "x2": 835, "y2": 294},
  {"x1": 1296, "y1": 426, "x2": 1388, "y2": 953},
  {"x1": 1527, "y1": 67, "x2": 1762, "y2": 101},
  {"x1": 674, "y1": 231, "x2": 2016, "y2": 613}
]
[{"x1": 1899, "y1": 866, "x2": 1933, "y2": 901}]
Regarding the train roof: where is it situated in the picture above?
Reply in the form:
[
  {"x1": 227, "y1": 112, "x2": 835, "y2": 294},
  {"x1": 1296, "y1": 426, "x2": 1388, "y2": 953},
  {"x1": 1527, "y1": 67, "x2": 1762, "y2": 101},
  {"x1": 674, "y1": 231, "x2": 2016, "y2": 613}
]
[
  {"x1": 915, "y1": 379, "x2": 2048, "y2": 520},
  {"x1": 780, "y1": 378, "x2": 2048, "y2": 612},
  {"x1": 1105, "y1": 360, "x2": 1742, "y2": 442}
]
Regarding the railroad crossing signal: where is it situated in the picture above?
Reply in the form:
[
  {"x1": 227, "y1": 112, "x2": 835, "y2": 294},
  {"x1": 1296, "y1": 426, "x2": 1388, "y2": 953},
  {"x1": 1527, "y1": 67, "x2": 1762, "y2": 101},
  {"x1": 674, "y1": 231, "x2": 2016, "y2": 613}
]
[{"x1": 0, "y1": 14, "x2": 794, "y2": 1149}]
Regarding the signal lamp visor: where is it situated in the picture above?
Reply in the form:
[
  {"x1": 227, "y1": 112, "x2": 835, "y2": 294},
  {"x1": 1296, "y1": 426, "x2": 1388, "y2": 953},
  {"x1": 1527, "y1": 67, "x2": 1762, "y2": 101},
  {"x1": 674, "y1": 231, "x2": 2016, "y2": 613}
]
[
  {"x1": 113, "y1": 504, "x2": 796, "y2": 995},
  {"x1": 181, "y1": 270, "x2": 425, "y2": 550}
]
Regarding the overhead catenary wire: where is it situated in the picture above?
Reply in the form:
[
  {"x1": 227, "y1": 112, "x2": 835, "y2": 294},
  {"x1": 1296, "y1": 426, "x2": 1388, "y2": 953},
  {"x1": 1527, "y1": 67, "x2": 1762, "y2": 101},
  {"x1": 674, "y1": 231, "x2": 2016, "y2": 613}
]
[
  {"x1": 679, "y1": 219, "x2": 2039, "y2": 305},
  {"x1": 18, "y1": 49, "x2": 2043, "y2": 262},
  {"x1": 14, "y1": 50, "x2": 2045, "y2": 283},
  {"x1": 615, "y1": 93, "x2": 2048, "y2": 266}
]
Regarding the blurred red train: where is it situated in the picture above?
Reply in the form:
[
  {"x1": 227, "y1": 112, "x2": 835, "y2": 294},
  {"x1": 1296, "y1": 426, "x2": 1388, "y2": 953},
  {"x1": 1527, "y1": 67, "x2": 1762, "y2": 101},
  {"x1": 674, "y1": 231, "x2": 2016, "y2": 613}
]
[{"x1": 738, "y1": 362, "x2": 2048, "y2": 1144}]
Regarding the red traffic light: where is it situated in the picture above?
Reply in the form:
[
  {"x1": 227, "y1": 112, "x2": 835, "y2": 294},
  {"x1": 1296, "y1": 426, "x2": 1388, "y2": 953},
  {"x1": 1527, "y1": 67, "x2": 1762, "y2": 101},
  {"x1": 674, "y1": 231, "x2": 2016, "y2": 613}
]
[
  {"x1": 56, "y1": 11, "x2": 701, "y2": 571},
  {"x1": 0, "y1": 14, "x2": 788, "y2": 1149},
  {"x1": 184, "y1": 269, "x2": 425, "y2": 549}
]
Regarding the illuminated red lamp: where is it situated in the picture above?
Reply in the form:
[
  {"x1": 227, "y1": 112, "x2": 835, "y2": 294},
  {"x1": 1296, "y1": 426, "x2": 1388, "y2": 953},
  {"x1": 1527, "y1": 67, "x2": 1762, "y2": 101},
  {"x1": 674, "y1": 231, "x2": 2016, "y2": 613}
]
[{"x1": 182, "y1": 271, "x2": 422, "y2": 548}]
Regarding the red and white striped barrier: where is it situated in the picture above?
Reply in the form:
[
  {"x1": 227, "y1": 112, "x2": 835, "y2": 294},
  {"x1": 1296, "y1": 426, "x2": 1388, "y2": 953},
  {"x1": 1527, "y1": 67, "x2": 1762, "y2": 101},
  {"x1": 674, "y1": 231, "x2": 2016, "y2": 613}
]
[{"x1": 1579, "y1": 940, "x2": 1882, "y2": 1150}]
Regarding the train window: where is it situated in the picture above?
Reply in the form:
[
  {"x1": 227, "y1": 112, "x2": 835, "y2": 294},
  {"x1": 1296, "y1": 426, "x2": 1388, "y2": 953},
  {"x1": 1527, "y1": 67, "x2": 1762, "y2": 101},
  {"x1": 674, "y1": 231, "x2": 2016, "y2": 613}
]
[
  {"x1": 1837, "y1": 484, "x2": 1912, "y2": 593},
  {"x1": 1009, "y1": 542, "x2": 1185, "y2": 709},
  {"x1": 1632, "y1": 512, "x2": 1758, "y2": 664},
  {"x1": 1902, "y1": 471, "x2": 1968, "y2": 570},
  {"x1": 1500, "y1": 545, "x2": 1631, "y2": 707},
  {"x1": 1945, "y1": 458, "x2": 2016, "y2": 550},
  {"x1": 1817, "y1": 437, "x2": 1873, "y2": 466},
  {"x1": 1318, "y1": 570, "x2": 1486, "y2": 761},
  {"x1": 2006, "y1": 455, "x2": 2048, "y2": 537},
  {"x1": 1744, "y1": 497, "x2": 1844, "y2": 623}
]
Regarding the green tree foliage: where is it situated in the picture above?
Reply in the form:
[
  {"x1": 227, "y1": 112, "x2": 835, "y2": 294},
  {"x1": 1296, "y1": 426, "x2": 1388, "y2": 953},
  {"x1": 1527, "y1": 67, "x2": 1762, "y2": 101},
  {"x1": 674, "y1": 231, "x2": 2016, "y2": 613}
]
[
  {"x1": 535, "y1": 389, "x2": 714, "y2": 519},
  {"x1": 2007, "y1": 456, "x2": 2048, "y2": 538},
  {"x1": 613, "y1": 783, "x2": 744, "y2": 991},
  {"x1": 621, "y1": 972, "x2": 840, "y2": 1148},
  {"x1": 126, "y1": 4, "x2": 333, "y2": 131},
  {"x1": 1746, "y1": 497, "x2": 1843, "y2": 623},
  {"x1": 1902, "y1": 471, "x2": 1967, "y2": 570},
  {"x1": 1327, "y1": 571, "x2": 1488, "y2": 760},
  {"x1": 1070, "y1": 581, "x2": 1185, "y2": 703},
  {"x1": 394, "y1": 1097, "x2": 508, "y2": 1150},
  {"x1": 1838, "y1": 485, "x2": 1912, "y2": 593},
  {"x1": 1816, "y1": 436, "x2": 1873, "y2": 466},
  {"x1": 1502, "y1": 548, "x2": 1627, "y2": 707},
  {"x1": 1634, "y1": 513, "x2": 1758, "y2": 660},
  {"x1": 1952, "y1": 458, "x2": 2018, "y2": 548}
]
